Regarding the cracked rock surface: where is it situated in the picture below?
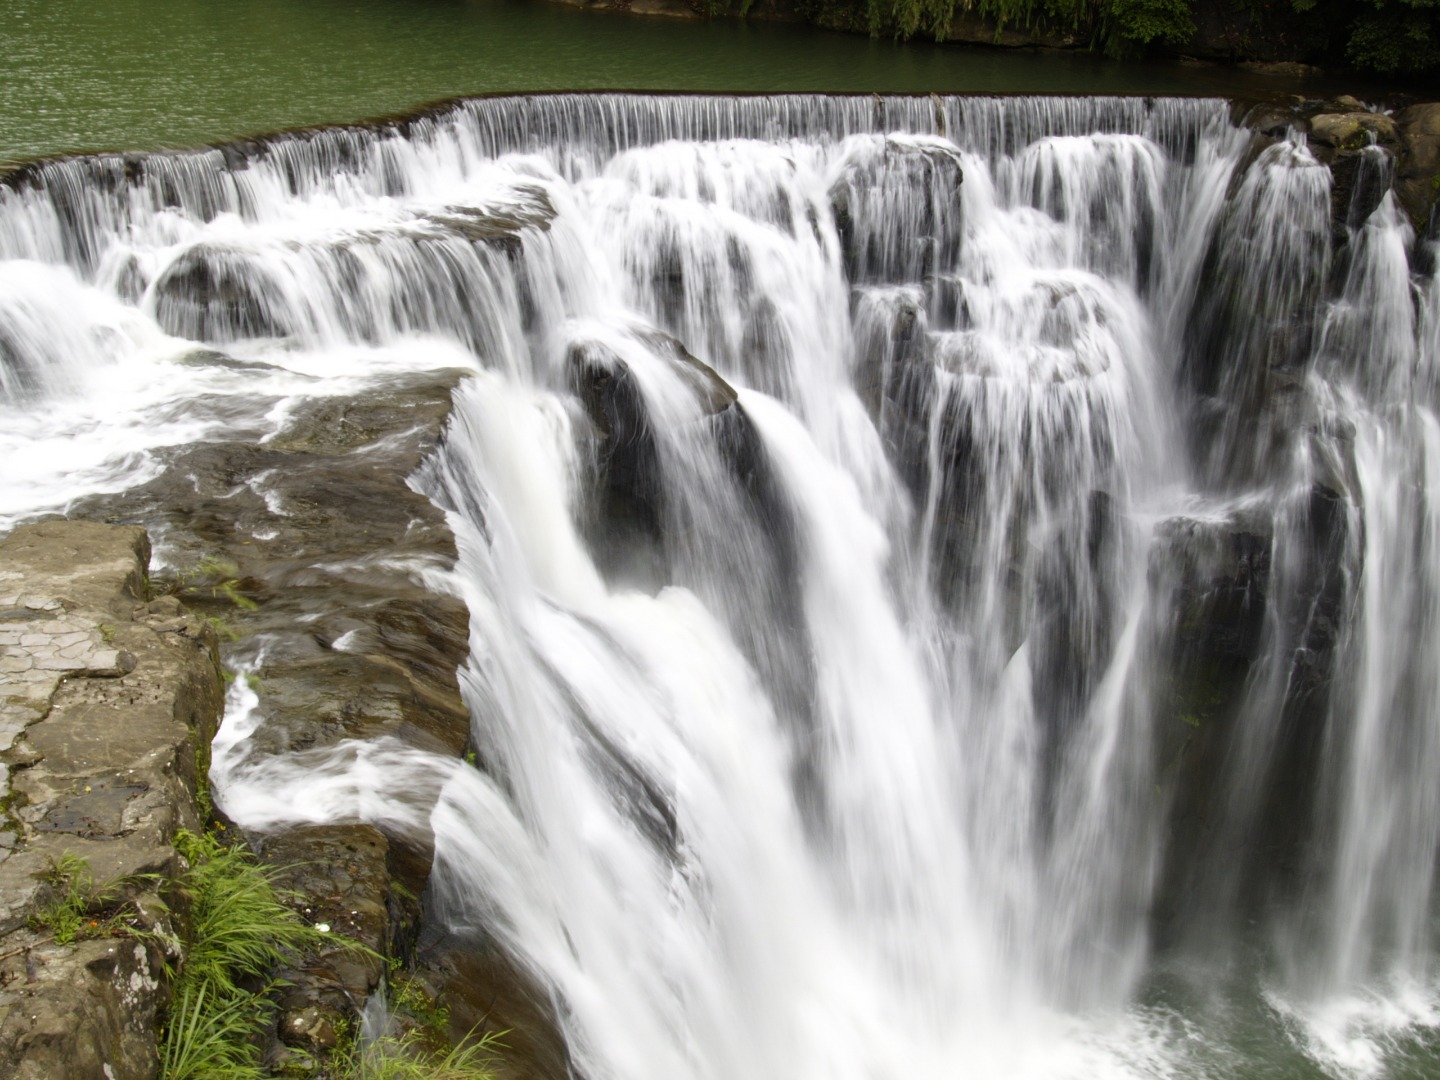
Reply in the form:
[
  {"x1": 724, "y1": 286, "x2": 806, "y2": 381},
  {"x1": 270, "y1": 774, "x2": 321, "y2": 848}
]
[{"x1": 0, "y1": 520, "x2": 223, "y2": 1080}]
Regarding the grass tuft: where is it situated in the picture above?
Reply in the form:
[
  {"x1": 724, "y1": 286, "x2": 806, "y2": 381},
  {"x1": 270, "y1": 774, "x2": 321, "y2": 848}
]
[
  {"x1": 29, "y1": 853, "x2": 94, "y2": 945},
  {"x1": 28, "y1": 852, "x2": 157, "y2": 946},
  {"x1": 331, "y1": 1025, "x2": 503, "y2": 1080},
  {"x1": 159, "y1": 830, "x2": 348, "y2": 1080},
  {"x1": 146, "y1": 828, "x2": 499, "y2": 1079},
  {"x1": 160, "y1": 981, "x2": 268, "y2": 1080}
]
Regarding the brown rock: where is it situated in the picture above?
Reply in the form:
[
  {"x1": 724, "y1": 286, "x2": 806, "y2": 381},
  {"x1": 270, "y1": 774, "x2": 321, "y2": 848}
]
[
  {"x1": 1239, "y1": 60, "x2": 1323, "y2": 78},
  {"x1": 1398, "y1": 102, "x2": 1440, "y2": 137},
  {"x1": 1309, "y1": 111, "x2": 1400, "y2": 149}
]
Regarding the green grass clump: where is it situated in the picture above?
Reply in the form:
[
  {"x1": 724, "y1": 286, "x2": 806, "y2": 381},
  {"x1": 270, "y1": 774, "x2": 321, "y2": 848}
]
[
  {"x1": 28, "y1": 852, "x2": 149, "y2": 946},
  {"x1": 330, "y1": 1024, "x2": 503, "y2": 1080},
  {"x1": 162, "y1": 982, "x2": 270, "y2": 1080},
  {"x1": 162, "y1": 556, "x2": 260, "y2": 612},
  {"x1": 34, "y1": 834, "x2": 499, "y2": 1078},
  {"x1": 29, "y1": 853, "x2": 94, "y2": 945},
  {"x1": 159, "y1": 829, "x2": 338, "y2": 1080},
  {"x1": 324, "y1": 960, "x2": 501, "y2": 1080}
]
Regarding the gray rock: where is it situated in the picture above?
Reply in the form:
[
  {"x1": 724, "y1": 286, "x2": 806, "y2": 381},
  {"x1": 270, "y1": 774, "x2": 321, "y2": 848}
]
[{"x1": 0, "y1": 521, "x2": 223, "y2": 1080}]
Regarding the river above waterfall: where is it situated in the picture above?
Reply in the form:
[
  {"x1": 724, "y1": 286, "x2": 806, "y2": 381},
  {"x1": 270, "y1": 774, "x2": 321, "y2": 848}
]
[{"x1": 0, "y1": 0, "x2": 1395, "y2": 167}]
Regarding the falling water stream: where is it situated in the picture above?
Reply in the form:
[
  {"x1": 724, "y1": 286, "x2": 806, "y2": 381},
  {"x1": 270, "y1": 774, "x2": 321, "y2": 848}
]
[{"x1": 2, "y1": 94, "x2": 1439, "y2": 1078}]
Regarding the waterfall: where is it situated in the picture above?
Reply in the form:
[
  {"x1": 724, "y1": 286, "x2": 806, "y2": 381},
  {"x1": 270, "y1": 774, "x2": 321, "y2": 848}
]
[{"x1": 3, "y1": 93, "x2": 1439, "y2": 1078}]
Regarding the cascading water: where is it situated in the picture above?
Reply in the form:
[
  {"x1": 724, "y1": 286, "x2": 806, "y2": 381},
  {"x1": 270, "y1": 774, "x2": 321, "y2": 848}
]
[{"x1": 2, "y1": 93, "x2": 1438, "y2": 1078}]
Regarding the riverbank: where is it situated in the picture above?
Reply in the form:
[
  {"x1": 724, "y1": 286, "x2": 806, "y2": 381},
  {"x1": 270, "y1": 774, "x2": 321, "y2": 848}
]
[{"x1": 544, "y1": 0, "x2": 1437, "y2": 84}]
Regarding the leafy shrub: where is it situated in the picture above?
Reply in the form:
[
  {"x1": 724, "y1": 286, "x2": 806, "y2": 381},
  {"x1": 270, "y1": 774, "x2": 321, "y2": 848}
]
[{"x1": 1345, "y1": 0, "x2": 1440, "y2": 73}]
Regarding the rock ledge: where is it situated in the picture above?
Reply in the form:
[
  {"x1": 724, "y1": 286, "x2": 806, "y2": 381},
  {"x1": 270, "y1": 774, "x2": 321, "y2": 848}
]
[{"x1": 0, "y1": 520, "x2": 223, "y2": 1080}]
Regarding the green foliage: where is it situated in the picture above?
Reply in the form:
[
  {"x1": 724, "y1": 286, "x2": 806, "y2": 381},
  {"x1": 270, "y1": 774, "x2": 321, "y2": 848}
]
[
  {"x1": 27, "y1": 835, "x2": 494, "y2": 1078},
  {"x1": 29, "y1": 853, "x2": 95, "y2": 945},
  {"x1": 867, "y1": 0, "x2": 960, "y2": 38},
  {"x1": 161, "y1": 982, "x2": 268, "y2": 1080},
  {"x1": 27, "y1": 853, "x2": 151, "y2": 946},
  {"x1": 157, "y1": 557, "x2": 258, "y2": 613},
  {"x1": 845, "y1": 0, "x2": 1190, "y2": 51},
  {"x1": 1100, "y1": 0, "x2": 1194, "y2": 49},
  {"x1": 330, "y1": 1024, "x2": 503, "y2": 1080},
  {"x1": 170, "y1": 830, "x2": 331, "y2": 998},
  {"x1": 320, "y1": 959, "x2": 501, "y2": 1080},
  {"x1": 777, "y1": 0, "x2": 1439, "y2": 74},
  {"x1": 1345, "y1": 0, "x2": 1440, "y2": 73},
  {"x1": 159, "y1": 830, "x2": 341, "y2": 1080},
  {"x1": 194, "y1": 741, "x2": 214, "y2": 826},
  {"x1": 390, "y1": 971, "x2": 451, "y2": 1036},
  {"x1": 198, "y1": 613, "x2": 241, "y2": 642}
]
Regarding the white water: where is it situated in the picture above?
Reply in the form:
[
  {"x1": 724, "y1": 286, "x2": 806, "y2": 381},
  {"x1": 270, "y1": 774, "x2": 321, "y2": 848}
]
[{"x1": 4, "y1": 94, "x2": 1440, "y2": 1078}]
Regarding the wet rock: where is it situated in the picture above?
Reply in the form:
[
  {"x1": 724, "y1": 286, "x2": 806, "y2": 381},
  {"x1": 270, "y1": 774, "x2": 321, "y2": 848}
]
[
  {"x1": 0, "y1": 522, "x2": 151, "y2": 621},
  {"x1": 1330, "y1": 145, "x2": 1396, "y2": 231},
  {"x1": 74, "y1": 368, "x2": 474, "y2": 765},
  {"x1": 423, "y1": 184, "x2": 556, "y2": 255},
  {"x1": 258, "y1": 825, "x2": 395, "y2": 1039},
  {"x1": 0, "y1": 939, "x2": 166, "y2": 1080},
  {"x1": 151, "y1": 244, "x2": 294, "y2": 343},
  {"x1": 1238, "y1": 60, "x2": 1323, "y2": 78},
  {"x1": 1153, "y1": 480, "x2": 1355, "y2": 946},
  {"x1": 568, "y1": 333, "x2": 739, "y2": 589},
  {"x1": 831, "y1": 137, "x2": 964, "y2": 285},
  {"x1": 1395, "y1": 103, "x2": 1440, "y2": 230},
  {"x1": 66, "y1": 365, "x2": 529, "y2": 1066},
  {"x1": 281, "y1": 1005, "x2": 342, "y2": 1052},
  {"x1": 1239, "y1": 101, "x2": 1301, "y2": 140},
  {"x1": 1308, "y1": 111, "x2": 1399, "y2": 150},
  {"x1": 1149, "y1": 510, "x2": 1274, "y2": 937},
  {"x1": 170, "y1": 348, "x2": 283, "y2": 374},
  {"x1": 852, "y1": 287, "x2": 932, "y2": 488},
  {"x1": 426, "y1": 943, "x2": 574, "y2": 1080},
  {"x1": 570, "y1": 332, "x2": 737, "y2": 428}
]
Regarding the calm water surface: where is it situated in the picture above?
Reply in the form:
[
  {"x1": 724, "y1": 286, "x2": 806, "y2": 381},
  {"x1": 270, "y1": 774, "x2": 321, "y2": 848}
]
[{"x1": 2, "y1": 0, "x2": 1322, "y2": 164}]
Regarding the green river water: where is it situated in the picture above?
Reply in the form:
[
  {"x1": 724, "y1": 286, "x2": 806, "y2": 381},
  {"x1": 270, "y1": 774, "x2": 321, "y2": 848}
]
[{"x1": 1, "y1": 0, "x2": 1337, "y2": 165}]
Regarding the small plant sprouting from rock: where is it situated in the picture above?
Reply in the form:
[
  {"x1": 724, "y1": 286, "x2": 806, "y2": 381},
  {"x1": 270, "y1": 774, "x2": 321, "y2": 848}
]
[
  {"x1": 390, "y1": 961, "x2": 452, "y2": 1042},
  {"x1": 328, "y1": 1024, "x2": 503, "y2": 1080},
  {"x1": 27, "y1": 853, "x2": 151, "y2": 946},
  {"x1": 309, "y1": 956, "x2": 502, "y2": 1080},
  {"x1": 29, "y1": 853, "x2": 94, "y2": 946},
  {"x1": 155, "y1": 556, "x2": 259, "y2": 613},
  {"x1": 155, "y1": 828, "x2": 501, "y2": 1079}
]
